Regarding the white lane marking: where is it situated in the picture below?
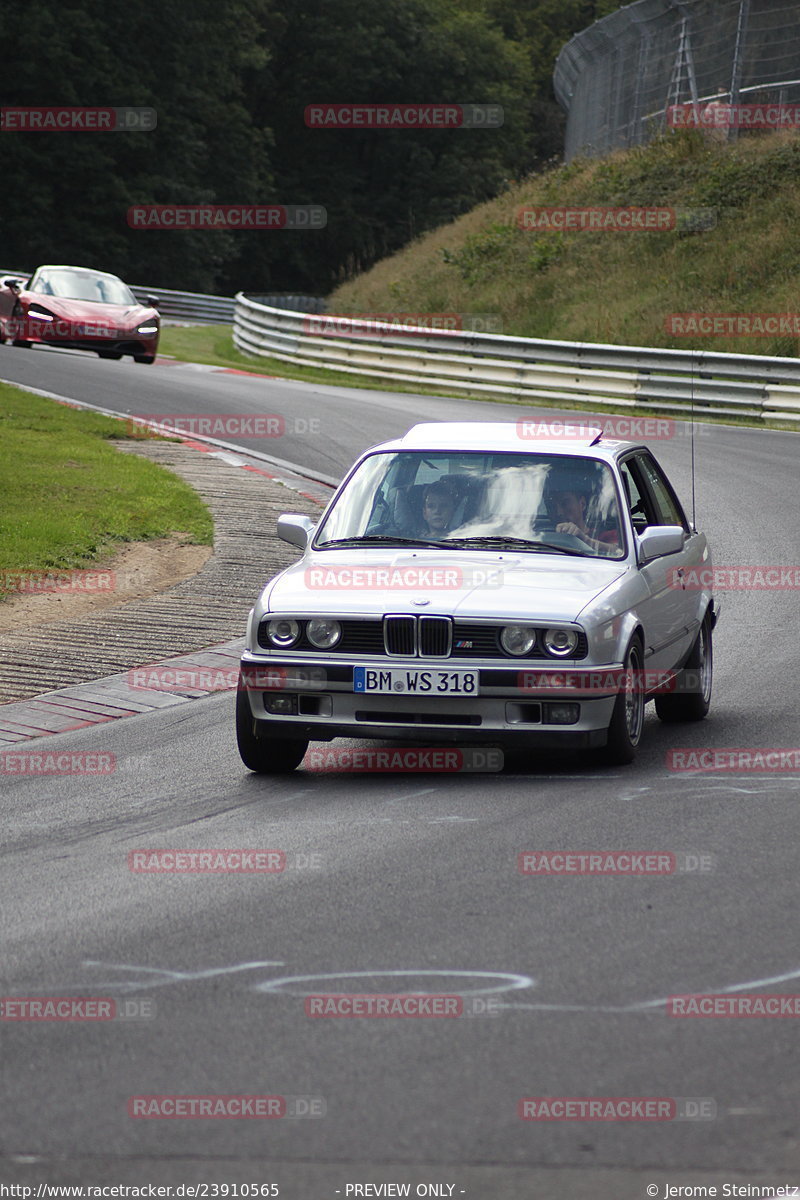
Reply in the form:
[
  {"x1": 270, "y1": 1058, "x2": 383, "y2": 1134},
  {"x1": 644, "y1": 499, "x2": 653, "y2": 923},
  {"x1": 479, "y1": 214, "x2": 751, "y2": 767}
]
[
  {"x1": 427, "y1": 816, "x2": 480, "y2": 823},
  {"x1": 501, "y1": 965, "x2": 800, "y2": 1014},
  {"x1": 254, "y1": 969, "x2": 535, "y2": 997},
  {"x1": 80, "y1": 960, "x2": 285, "y2": 993},
  {"x1": 385, "y1": 788, "x2": 438, "y2": 803}
]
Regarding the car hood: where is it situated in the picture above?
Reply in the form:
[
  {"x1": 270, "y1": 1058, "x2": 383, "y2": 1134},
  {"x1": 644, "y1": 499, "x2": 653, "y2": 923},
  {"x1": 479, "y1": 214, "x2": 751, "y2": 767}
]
[
  {"x1": 264, "y1": 549, "x2": 627, "y2": 623},
  {"x1": 24, "y1": 293, "x2": 155, "y2": 327}
]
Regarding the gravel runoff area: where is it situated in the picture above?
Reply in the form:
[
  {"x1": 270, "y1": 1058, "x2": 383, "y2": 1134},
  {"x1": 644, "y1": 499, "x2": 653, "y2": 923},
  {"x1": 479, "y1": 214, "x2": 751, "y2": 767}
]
[{"x1": 0, "y1": 438, "x2": 326, "y2": 705}]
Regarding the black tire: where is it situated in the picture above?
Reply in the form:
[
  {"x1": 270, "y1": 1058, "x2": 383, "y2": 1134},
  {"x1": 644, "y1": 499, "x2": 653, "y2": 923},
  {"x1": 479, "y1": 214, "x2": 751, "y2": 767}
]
[
  {"x1": 601, "y1": 637, "x2": 645, "y2": 765},
  {"x1": 655, "y1": 617, "x2": 713, "y2": 723},
  {"x1": 134, "y1": 354, "x2": 156, "y2": 364},
  {"x1": 98, "y1": 350, "x2": 123, "y2": 360},
  {"x1": 11, "y1": 340, "x2": 31, "y2": 348},
  {"x1": 236, "y1": 684, "x2": 308, "y2": 773}
]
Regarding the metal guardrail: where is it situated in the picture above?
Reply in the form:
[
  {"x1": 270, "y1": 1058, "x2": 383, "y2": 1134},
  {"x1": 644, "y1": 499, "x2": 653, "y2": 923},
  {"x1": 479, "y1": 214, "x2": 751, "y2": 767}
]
[
  {"x1": 130, "y1": 286, "x2": 235, "y2": 324},
  {"x1": 129, "y1": 288, "x2": 326, "y2": 324},
  {"x1": 232, "y1": 294, "x2": 800, "y2": 422}
]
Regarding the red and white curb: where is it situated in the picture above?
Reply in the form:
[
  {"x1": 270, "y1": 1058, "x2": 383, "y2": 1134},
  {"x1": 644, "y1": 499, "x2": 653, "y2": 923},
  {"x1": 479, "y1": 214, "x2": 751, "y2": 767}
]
[{"x1": 0, "y1": 372, "x2": 335, "y2": 742}]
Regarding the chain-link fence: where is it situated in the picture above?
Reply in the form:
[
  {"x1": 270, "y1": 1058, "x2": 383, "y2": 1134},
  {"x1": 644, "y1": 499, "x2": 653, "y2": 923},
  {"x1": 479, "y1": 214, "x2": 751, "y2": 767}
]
[{"x1": 554, "y1": 0, "x2": 800, "y2": 160}]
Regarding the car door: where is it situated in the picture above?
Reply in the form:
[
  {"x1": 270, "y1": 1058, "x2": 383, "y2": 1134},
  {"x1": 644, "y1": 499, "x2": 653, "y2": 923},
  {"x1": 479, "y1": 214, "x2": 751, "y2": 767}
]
[
  {"x1": 635, "y1": 450, "x2": 705, "y2": 662},
  {"x1": 620, "y1": 452, "x2": 696, "y2": 672}
]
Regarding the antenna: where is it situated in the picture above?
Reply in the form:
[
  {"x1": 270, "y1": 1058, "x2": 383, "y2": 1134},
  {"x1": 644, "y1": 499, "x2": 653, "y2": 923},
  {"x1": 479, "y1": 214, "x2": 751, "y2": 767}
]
[{"x1": 690, "y1": 348, "x2": 697, "y2": 532}]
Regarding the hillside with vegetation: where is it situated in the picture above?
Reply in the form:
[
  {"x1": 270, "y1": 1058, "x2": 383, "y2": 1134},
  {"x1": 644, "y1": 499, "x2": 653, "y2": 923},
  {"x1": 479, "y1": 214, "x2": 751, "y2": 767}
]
[{"x1": 328, "y1": 130, "x2": 800, "y2": 357}]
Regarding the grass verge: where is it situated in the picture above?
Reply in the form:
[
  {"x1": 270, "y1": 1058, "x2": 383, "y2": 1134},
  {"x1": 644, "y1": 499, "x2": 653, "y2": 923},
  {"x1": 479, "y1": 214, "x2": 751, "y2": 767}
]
[{"x1": 0, "y1": 381, "x2": 213, "y2": 593}]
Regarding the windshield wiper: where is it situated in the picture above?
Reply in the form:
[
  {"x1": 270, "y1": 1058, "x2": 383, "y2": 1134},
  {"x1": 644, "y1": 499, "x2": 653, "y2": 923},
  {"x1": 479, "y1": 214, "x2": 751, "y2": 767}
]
[
  {"x1": 443, "y1": 536, "x2": 586, "y2": 556},
  {"x1": 318, "y1": 535, "x2": 450, "y2": 549}
]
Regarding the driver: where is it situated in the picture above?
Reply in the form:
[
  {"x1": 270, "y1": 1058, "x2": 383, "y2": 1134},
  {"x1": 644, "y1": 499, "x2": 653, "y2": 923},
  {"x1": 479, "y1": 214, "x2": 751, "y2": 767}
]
[{"x1": 546, "y1": 483, "x2": 619, "y2": 555}]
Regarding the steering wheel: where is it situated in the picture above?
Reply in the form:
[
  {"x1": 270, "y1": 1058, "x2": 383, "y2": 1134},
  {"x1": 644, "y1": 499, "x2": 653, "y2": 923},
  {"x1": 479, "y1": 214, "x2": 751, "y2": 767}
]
[{"x1": 531, "y1": 528, "x2": 588, "y2": 550}]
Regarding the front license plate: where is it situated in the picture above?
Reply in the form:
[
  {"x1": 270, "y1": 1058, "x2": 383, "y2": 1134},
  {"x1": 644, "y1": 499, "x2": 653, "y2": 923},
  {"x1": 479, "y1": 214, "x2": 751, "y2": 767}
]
[{"x1": 353, "y1": 666, "x2": 479, "y2": 696}]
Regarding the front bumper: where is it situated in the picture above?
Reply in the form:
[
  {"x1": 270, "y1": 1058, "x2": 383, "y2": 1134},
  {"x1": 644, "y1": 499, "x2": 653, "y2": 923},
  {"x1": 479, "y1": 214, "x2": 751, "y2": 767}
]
[
  {"x1": 25, "y1": 336, "x2": 158, "y2": 356},
  {"x1": 239, "y1": 653, "x2": 620, "y2": 748}
]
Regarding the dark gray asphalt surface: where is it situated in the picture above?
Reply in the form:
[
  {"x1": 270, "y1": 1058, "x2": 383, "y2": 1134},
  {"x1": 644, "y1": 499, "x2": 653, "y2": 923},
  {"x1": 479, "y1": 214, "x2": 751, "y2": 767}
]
[{"x1": 1, "y1": 343, "x2": 799, "y2": 1194}]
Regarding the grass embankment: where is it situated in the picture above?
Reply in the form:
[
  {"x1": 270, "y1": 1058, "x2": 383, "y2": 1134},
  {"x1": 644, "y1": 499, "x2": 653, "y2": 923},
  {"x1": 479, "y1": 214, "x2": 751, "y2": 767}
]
[
  {"x1": 328, "y1": 130, "x2": 800, "y2": 358},
  {"x1": 0, "y1": 382, "x2": 213, "y2": 595},
  {"x1": 159, "y1": 325, "x2": 477, "y2": 400}
]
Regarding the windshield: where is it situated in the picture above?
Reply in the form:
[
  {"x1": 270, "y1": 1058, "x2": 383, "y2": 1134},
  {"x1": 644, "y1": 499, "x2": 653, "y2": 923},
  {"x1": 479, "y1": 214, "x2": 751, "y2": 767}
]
[
  {"x1": 29, "y1": 269, "x2": 136, "y2": 306},
  {"x1": 315, "y1": 450, "x2": 625, "y2": 559}
]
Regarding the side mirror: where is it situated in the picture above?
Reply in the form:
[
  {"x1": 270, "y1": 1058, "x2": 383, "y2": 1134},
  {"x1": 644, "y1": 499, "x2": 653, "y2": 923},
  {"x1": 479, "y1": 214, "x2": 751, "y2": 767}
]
[
  {"x1": 277, "y1": 513, "x2": 316, "y2": 550},
  {"x1": 637, "y1": 525, "x2": 685, "y2": 563},
  {"x1": 5, "y1": 279, "x2": 22, "y2": 294},
  {"x1": 146, "y1": 295, "x2": 159, "y2": 308}
]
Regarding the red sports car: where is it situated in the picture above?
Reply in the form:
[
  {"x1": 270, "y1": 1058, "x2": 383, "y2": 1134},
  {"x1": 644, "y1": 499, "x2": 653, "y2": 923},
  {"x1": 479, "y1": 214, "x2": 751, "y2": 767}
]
[{"x1": 0, "y1": 265, "x2": 160, "y2": 363}]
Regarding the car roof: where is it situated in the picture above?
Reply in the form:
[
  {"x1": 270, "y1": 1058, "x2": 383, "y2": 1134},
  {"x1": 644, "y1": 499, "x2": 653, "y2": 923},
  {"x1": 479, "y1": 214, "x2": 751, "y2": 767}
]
[{"x1": 367, "y1": 422, "x2": 640, "y2": 460}]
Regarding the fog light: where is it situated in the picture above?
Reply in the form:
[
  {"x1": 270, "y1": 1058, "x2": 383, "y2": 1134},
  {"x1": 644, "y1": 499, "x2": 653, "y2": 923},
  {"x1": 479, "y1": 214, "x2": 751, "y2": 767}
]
[
  {"x1": 265, "y1": 694, "x2": 298, "y2": 715},
  {"x1": 543, "y1": 702, "x2": 580, "y2": 725}
]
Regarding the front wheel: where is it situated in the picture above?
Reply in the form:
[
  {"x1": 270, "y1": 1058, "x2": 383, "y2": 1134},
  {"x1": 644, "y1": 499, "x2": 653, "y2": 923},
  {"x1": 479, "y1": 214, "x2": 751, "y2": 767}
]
[
  {"x1": 655, "y1": 618, "x2": 713, "y2": 723},
  {"x1": 11, "y1": 339, "x2": 31, "y2": 348},
  {"x1": 134, "y1": 354, "x2": 156, "y2": 364},
  {"x1": 236, "y1": 684, "x2": 308, "y2": 773},
  {"x1": 98, "y1": 350, "x2": 123, "y2": 360},
  {"x1": 601, "y1": 638, "x2": 645, "y2": 765}
]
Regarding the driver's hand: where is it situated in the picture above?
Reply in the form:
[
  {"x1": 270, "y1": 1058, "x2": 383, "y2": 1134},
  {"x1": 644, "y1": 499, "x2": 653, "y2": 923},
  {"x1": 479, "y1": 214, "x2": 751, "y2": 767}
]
[{"x1": 556, "y1": 521, "x2": 588, "y2": 541}]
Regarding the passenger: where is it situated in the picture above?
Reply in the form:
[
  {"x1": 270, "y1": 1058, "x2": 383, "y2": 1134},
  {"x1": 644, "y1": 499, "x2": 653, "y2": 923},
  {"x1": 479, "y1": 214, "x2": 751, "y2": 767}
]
[{"x1": 415, "y1": 481, "x2": 458, "y2": 538}]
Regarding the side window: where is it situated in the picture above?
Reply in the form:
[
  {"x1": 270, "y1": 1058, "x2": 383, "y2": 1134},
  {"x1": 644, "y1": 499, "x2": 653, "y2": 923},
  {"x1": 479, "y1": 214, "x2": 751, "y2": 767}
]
[
  {"x1": 636, "y1": 453, "x2": 688, "y2": 530},
  {"x1": 619, "y1": 459, "x2": 656, "y2": 532}
]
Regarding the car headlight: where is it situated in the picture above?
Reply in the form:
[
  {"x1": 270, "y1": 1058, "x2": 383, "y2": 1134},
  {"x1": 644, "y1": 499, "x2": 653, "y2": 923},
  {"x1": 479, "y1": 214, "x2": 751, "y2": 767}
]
[
  {"x1": 543, "y1": 628, "x2": 579, "y2": 657},
  {"x1": 306, "y1": 618, "x2": 341, "y2": 649},
  {"x1": 136, "y1": 323, "x2": 158, "y2": 335},
  {"x1": 27, "y1": 304, "x2": 55, "y2": 321},
  {"x1": 267, "y1": 618, "x2": 301, "y2": 648},
  {"x1": 500, "y1": 625, "x2": 537, "y2": 656}
]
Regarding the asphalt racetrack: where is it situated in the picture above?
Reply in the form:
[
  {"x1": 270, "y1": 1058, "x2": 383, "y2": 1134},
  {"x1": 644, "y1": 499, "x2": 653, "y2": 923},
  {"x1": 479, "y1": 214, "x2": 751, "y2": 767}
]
[{"x1": 1, "y1": 344, "x2": 799, "y2": 1195}]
